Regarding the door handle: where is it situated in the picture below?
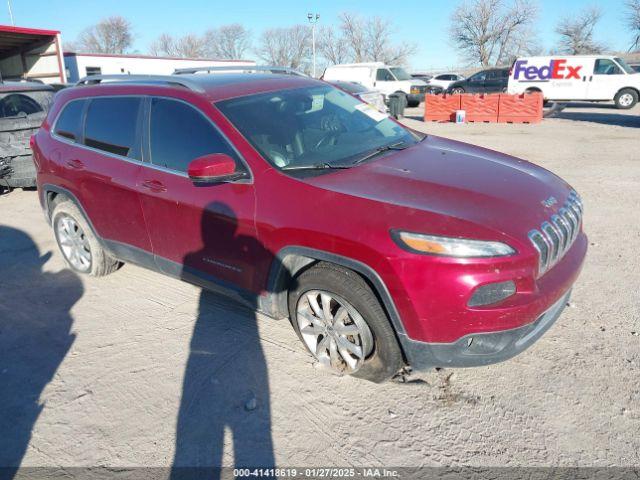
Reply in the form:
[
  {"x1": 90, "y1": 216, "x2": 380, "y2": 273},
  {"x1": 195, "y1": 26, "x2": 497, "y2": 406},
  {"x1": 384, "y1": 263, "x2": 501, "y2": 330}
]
[
  {"x1": 65, "y1": 159, "x2": 84, "y2": 170},
  {"x1": 140, "y1": 179, "x2": 167, "y2": 193}
]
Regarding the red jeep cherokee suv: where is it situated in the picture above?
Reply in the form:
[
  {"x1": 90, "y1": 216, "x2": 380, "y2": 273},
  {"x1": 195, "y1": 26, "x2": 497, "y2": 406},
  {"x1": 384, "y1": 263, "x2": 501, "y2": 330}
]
[{"x1": 32, "y1": 72, "x2": 587, "y2": 382}]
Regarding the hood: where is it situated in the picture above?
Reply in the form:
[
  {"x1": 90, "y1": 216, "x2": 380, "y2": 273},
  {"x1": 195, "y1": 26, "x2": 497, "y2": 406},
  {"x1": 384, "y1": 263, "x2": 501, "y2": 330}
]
[{"x1": 305, "y1": 135, "x2": 573, "y2": 242}]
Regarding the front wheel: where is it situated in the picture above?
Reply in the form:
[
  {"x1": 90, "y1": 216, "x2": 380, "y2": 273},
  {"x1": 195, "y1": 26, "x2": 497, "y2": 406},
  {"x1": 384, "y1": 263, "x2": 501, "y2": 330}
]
[
  {"x1": 614, "y1": 89, "x2": 638, "y2": 109},
  {"x1": 450, "y1": 87, "x2": 465, "y2": 94},
  {"x1": 289, "y1": 263, "x2": 403, "y2": 383}
]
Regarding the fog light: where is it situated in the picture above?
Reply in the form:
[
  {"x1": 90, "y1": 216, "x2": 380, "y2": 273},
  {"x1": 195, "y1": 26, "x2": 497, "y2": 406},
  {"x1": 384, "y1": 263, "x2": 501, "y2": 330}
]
[{"x1": 468, "y1": 280, "x2": 516, "y2": 307}]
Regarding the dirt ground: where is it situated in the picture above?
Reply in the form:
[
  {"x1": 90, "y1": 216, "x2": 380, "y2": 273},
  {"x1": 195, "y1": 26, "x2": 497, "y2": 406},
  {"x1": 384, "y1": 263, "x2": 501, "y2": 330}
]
[{"x1": 1, "y1": 102, "x2": 639, "y2": 471}]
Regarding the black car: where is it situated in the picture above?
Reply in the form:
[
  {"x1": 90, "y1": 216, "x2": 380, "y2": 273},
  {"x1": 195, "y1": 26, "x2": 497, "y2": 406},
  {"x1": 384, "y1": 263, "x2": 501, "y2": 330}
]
[{"x1": 446, "y1": 68, "x2": 509, "y2": 94}]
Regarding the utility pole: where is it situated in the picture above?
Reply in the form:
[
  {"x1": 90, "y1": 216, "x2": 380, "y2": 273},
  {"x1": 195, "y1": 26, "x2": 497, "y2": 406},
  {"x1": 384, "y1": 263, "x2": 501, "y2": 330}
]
[
  {"x1": 7, "y1": 0, "x2": 14, "y2": 25},
  {"x1": 307, "y1": 13, "x2": 320, "y2": 77}
]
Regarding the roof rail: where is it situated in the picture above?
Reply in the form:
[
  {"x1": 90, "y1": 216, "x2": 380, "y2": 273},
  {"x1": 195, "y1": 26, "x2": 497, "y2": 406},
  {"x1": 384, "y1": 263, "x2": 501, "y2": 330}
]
[
  {"x1": 173, "y1": 65, "x2": 307, "y2": 77},
  {"x1": 75, "y1": 74, "x2": 206, "y2": 93}
]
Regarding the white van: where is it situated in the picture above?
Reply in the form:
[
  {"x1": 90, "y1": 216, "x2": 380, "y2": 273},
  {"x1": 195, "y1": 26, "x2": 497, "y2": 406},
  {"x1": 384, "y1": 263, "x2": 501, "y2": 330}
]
[
  {"x1": 508, "y1": 55, "x2": 640, "y2": 109},
  {"x1": 322, "y1": 62, "x2": 428, "y2": 107}
]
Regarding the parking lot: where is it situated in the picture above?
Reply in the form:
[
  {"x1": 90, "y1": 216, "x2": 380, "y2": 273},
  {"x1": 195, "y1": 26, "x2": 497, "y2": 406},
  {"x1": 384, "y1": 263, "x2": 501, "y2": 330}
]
[{"x1": 1, "y1": 103, "x2": 639, "y2": 469}]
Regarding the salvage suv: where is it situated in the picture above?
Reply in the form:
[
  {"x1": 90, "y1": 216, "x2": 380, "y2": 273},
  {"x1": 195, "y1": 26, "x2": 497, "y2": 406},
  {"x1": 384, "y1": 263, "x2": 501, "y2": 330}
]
[{"x1": 32, "y1": 71, "x2": 587, "y2": 382}]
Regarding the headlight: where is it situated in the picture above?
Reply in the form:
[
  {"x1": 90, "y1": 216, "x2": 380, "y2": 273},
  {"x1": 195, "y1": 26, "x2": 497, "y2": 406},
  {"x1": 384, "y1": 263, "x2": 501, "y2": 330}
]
[{"x1": 392, "y1": 231, "x2": 515, "y2": 258}]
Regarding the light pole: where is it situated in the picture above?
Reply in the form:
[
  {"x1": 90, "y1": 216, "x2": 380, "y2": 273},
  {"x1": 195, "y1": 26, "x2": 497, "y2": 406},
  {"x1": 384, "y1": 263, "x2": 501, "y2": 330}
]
[
  {"x1": 7, "y1": 0, "x2": 14, "y2": 25},
  {"x1": 307, "y1": 13, "x2": 319, "y2": 77}
]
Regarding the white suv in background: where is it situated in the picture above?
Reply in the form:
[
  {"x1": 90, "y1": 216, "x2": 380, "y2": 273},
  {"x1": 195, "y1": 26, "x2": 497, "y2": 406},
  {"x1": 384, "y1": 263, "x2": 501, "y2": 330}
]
[
  {"x1": 428, "y1": 73, "x2": 465, "y2": 90},
  {"x1": 508, "y1": 55, "x2": 640, "y2": 109},
  {"x1": 322, "y1": 62, "x2": 429, "y2": 107}
]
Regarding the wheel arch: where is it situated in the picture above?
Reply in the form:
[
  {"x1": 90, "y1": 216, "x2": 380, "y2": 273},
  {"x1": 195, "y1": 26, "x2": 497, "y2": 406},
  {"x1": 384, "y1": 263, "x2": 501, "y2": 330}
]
[
  {"x1": 616, "y1": 86, "x2": 639, "y2": 98},
  {"x1": 265, "y1": 246, "x2": 408, "y2": 342},
  {"x1": 42, "y1": 184, "x2": 101, "y2": 242}
]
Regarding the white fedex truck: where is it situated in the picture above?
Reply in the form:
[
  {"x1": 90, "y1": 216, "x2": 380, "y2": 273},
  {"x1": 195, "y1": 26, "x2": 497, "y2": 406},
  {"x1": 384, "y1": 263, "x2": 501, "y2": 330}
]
[{"x1": 508, "y1": 55, "x2": 640, "y2": 109}]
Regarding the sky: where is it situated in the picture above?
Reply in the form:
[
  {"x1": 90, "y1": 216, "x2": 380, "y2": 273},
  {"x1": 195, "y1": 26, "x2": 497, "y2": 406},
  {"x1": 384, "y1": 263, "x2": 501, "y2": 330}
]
[{"x1": 6, "y1": 0, "x2": 634, "y2": 70}]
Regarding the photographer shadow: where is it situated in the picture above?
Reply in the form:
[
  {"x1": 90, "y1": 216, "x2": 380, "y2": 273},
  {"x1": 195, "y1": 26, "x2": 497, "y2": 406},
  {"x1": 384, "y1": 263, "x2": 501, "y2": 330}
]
[
  {"x1": 0, "y1": 226, "x2": 82, "y2": 478},
  {"x1": 172, "y1": 202, "x2": 286, "y2": 477}
]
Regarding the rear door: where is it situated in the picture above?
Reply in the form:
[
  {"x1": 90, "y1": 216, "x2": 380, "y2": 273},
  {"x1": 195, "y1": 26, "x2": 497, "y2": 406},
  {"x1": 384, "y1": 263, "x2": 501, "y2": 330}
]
[
  {"x1": 53, "y1": 96, "x2": 151, "y2": 253},
  {"x1": 483, "y1": 70, "x2": 507, "y2": 92},
  {"x1": 135, "y1": 96, "x2": 259, "y2": 291},
  {"x1": 587, "y1": 58, "x2": 625, "y2": 100}
]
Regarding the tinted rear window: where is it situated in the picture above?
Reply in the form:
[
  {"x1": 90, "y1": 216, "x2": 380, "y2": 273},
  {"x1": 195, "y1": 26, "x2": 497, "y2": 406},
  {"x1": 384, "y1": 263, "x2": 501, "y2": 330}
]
[
  {"x1": 84, "y1": 97, "x2": 141, "y2": 158},
  {"x1": 54, "y1": 99, "x2": 86, "y2": 142},
  {"x1": 149, "y1": 97, "x2": 236, "y2": 173}
]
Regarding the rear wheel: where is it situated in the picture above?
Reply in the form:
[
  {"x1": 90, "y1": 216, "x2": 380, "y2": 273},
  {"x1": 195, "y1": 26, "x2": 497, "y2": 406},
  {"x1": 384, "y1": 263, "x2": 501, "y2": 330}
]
[
  {"x1": 52, "y1": 200, "x2": 120, "y2": 276},
  {"x1": 614, "y1": 89, "x2": 638, "y2": 109},
  {"x1": 289, "y1": 263, "x2": 403, "y2": 383}
]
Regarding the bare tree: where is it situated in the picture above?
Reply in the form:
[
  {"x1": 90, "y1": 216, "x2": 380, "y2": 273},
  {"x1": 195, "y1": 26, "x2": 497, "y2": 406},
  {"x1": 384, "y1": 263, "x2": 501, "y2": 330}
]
[
  {"x1": 317, "y1": 26, "x2": 350, "y2": 65},
  {"x1": 555, "y1": 6, "x2": 606, "y2": 54},
  {"x1": 256, "y1": 26, "x2": 311, "y2": 70},
  {"x1": 149, "y1": 33, "x2": 178, "y2": 57},
  {"x1": 626, "y1": 0, "x2": 640, "y2": 51},
  {"x1": 149, "y1": 33, "x2": 206, "y2": 58},
  {"x1": 204, "y1": 24, "x2": 251, "y2": 59},
  {"x1": 449, "y1": 0, "x2": 538, "y2": 66},
  {"x1": 75, "y1": 16, "x2": 133, "y2": 54},
  {"x1": 318, "y1": 13, "x2": 416, "y2": 67}
]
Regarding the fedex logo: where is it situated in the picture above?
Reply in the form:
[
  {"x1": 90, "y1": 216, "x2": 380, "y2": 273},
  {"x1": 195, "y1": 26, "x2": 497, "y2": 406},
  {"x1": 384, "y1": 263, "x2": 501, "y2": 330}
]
[{"x1": 513, "y1": 59, "x2": 582, "y2": 81}]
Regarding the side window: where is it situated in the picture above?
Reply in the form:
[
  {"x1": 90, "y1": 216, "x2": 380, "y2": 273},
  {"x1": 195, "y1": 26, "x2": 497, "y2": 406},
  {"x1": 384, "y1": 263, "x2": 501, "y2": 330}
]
[
  {"x1": 594, "y1": 59, "x2": 621, "y2": 75},
  {"x1": 471, "y1": 72, "x2": 486, "y2": 82},
  {"x1": 485, "y1": 70, "x2": 497, "y2": 80},
  {"x1": 53, "y1": 99, "x2": 86, "y2": 142},
  {"x1": 84, "y1": 97, "x2": 142, "y2": 159},
  {"x1": 376, "y1": 69, "x2": 394, "y2": 81},
  {"x1": 149, "y1": 98, "x2": 237, "y2": 173}
]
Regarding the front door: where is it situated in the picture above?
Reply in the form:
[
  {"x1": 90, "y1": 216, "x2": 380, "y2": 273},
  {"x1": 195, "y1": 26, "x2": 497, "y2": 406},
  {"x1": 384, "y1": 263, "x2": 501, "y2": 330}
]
[
  {"x1": 374, "y1": 68, "x2": 398, "y2": 96},
  {"x1": 587, "y1": 58, "x2": 625, "y2": 100},
  {"x1": 136, "y1": 96, "x2": 258, "y2": 293}
]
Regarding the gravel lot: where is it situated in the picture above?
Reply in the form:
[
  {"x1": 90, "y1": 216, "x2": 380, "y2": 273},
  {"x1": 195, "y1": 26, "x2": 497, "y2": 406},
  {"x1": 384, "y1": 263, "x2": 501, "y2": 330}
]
[{"x1": 1, "y1": 103, "x2": 639, "y2": 472}]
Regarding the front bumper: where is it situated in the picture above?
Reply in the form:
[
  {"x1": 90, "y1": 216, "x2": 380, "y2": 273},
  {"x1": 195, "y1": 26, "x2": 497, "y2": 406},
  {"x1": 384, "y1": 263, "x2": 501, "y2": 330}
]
[
  {"x1": 407, "y1": 93, "x2": 424, "y2": 104},
  {"x1": 400, "y1": 289, "x2": 571, "y2": 369}
]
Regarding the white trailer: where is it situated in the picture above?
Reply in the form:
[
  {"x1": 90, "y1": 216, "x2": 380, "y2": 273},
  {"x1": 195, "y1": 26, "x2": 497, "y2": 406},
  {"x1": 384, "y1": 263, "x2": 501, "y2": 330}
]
[
  {"x1": 0, "y1": 25, "x2": 66, "y2": 84},
  {"x1": 64, "y1": 52, "x2": 255, "y2": 83}
]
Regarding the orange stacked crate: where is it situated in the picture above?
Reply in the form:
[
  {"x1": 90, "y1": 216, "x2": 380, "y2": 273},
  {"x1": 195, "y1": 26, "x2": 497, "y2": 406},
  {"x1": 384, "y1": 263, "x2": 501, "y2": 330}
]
[
  {"x1": 461, "y1": 94, "x2": 500, "y2": 122},
  {"x1": 424, "y1": 94, "x2": 461, "y2": 122},
  {"x1": 497, "y1": 93, "x2": 543, "y2": 124}
]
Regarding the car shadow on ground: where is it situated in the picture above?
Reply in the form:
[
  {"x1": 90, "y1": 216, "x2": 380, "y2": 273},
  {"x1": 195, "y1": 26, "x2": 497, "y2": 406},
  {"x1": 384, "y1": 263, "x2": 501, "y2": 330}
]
[
  {"x1": 172, "y1": 201, "x2": 288, "y2": 478},
  {"x1": 0, "y1": 226, "x2": 83, "y2": 479},
  {"x1": 555, "y1": 110, "x2": 640, "y2": 128}
]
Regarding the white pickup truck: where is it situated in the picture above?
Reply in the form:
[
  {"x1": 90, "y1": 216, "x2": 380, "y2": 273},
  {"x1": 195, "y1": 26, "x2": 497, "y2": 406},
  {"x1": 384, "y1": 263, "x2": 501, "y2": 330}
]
[{"x1": 507, "y1": 55, "x2": 640, "y2": 109}]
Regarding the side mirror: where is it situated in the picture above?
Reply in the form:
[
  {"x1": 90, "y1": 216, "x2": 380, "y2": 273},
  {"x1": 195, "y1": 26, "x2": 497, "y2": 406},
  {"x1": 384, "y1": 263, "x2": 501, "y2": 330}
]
[{"x1": 187, "y1": 153, "x2": 242, "y2": 183}]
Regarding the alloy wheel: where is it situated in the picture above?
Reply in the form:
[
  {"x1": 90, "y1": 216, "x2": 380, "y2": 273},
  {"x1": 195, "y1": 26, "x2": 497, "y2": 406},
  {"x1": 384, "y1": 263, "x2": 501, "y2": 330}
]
[
  {"x1": 296, "y1": 290, "x2": 374, "y2": 374},
  {"x1": 56, "y1": 214, "x2": 92, "y2": 272}
]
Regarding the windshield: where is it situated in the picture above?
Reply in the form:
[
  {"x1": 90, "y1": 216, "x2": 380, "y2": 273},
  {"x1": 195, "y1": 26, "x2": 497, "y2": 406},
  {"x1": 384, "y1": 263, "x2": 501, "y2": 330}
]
[
  {"x1": 614, "y1": 57, "x2": 635, "y2": 74},
  {"x1": 216, "y1": 85, "x2": 416, "y2": 170},
  {"x1": 390, "y1": 67, "x2": 411, "y2": 80}
]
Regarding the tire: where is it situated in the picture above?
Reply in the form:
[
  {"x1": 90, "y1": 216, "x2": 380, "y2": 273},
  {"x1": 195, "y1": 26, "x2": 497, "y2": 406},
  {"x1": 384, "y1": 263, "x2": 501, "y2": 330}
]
[
  {"x1": 51, "y1": 200, "x2": 121, "y2": 276},
  {"x1": 288, "y1": 262, "x2": 403, "y2": 383},
  {"x1": 451, "y1": 87, "x2": 465, "y2": 94},
  {"x1": 614, "y1": 89, "x2": 638, "y2": 109}
]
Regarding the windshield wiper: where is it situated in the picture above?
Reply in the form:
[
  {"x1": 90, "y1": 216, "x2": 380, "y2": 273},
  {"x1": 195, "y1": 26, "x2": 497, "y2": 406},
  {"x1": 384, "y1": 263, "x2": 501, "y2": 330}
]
[
  {"x1": 281, "y1": 162, "x2": 352, "y2": 171},
  {"x1": 351, "y1": 142, "x2": 409, "y2": 166}
]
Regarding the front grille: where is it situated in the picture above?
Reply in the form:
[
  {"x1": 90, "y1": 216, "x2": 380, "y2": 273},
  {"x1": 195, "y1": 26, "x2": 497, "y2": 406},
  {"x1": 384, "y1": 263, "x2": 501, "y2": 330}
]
[{"x1": 528, "y1": 191, "x2": 583, "y2": 277}]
